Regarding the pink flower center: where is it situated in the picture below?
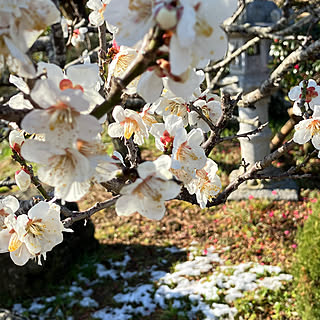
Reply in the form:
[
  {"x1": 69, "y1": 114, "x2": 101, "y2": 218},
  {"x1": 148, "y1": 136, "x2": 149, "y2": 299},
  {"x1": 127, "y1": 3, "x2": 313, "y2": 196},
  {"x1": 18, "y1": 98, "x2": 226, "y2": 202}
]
[
  {"x1": 160, "y1": 130, "x2": 174, "y2": 152},
  {"x1": 299, "y1": 87, "x2": 318, "y2": 103},
  {"x1": 59, "y1": 79, "x2": 84, "y2": 92}
]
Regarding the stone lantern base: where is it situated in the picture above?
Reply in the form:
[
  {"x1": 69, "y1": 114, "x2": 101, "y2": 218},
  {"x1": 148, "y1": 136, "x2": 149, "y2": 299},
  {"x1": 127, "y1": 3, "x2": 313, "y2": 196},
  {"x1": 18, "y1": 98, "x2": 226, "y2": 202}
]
[{"x1": 227, "y1": 166, "x2": 299, "y2": 201}]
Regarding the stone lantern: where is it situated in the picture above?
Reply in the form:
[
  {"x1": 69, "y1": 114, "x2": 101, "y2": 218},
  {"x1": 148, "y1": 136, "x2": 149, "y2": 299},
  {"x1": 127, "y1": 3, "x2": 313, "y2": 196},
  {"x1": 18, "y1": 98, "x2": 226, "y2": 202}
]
[{"x1": 222, "y1": 0, "x2": 298, "y2": 200}]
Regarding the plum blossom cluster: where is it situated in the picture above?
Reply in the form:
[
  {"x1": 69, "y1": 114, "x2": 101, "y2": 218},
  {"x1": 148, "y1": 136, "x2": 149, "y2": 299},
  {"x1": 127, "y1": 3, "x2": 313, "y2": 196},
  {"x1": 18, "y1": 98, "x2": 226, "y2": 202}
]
[
  {"x1": 0, "y1": 196, "x2": 69, "y2": 266},
  {"x1": 0, "y1": 0, "x2": 60, "y2": 77},
  {"x1": 289, "y1": 79, "x2": 320, "y2": 116},
  {"x1": 88, "y1": 0, "x2": 237, "y2": 103},
  {"x1": 15, "y1": 62, "x2": 120, "y2": 202},
  {"x1": 108, "y1": 88, "x2": 223, "y2": 213},
  {"x1": 290, "y1": 79, "x2": 320, "y2": 158}
]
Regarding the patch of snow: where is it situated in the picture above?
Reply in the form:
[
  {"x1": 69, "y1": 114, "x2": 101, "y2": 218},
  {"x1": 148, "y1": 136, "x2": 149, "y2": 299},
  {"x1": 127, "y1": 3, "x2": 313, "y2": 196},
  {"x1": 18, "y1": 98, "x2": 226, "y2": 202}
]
[
  {"x1": 28, "y1": 302, "x2": 45, "y2": 313},
  {"x1": 164, "y1": 246, "x2": 184, "y2": 254},
  {"x1": 12, "y1": 303, "x2": 26, "y2": 314},
  {"x1": 80, "y1": 297, "x2": 99, "y2": 308},
  {"x1": 120, "y1": 271, "x2": 137, "y2": 279},
  {"x1": 96, "y1": 263, "x2": 118, "y2": 279},
  {"x1": 112, "y1": 254, "x2": 131, "y2": 267}
]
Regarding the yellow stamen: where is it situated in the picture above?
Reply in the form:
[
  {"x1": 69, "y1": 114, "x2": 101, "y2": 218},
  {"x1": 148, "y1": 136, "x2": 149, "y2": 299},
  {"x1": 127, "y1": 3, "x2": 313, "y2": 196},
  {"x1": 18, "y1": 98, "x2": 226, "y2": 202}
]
[
  {"x1": 194, "y1": 18, "x2": 213, "y2": 37},
  {"x1": 307, "y1": 119, "x2": 320, "y2": 136},
  {"x1": 176, "y1": 142, "x2": 199, "y2": 161},
  {"x1": 26, "y1": 219, "x2": 46, "y2": 236},
  {"x1": 8, "y1": 232, "x2": 22, "y2": 252},
  {"x1": 122, "y1": 118, "x2": 140, "y2": 139}
]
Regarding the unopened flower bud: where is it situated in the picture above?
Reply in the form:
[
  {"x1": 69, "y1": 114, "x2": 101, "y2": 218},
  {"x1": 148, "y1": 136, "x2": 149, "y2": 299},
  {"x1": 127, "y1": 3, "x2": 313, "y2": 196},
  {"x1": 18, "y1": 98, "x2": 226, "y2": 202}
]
[
  {"x1": 15, "y1": 169, "x2": 31, "y2": 192},
  {"x1": 9, "y1": 130, "x2": 25, "y2": 152},
  {"x1": 156, "y1": 7, "x2": 177, "y2": 30}
]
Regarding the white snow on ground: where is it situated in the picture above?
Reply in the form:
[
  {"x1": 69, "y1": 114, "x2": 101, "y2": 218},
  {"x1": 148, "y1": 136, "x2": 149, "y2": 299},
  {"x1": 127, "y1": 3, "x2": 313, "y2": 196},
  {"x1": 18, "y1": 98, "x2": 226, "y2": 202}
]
[{"x1": 11, "y1": 244, "x2": 292, "y2": 320}]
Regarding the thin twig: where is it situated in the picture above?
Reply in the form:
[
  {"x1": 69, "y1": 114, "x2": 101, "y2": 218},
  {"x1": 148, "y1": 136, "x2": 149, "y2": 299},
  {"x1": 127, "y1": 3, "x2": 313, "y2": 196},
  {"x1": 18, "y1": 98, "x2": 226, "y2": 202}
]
[
  {"x1": 62, "y1": 196, "x2": 119, "y2": 227},
  {"x1": 219, "y1": 122, "x2": 269, "y2": 142},
  {"x1": 201, "y1": 92, "x2": 242, "y2": 155},
  {"x1": 205, "y1": 36, "x2": 261, "y2": 72},
  {"x1": 64, "y1": 46, "x2": 100, "y2": 68},
  {"x1": 11, "y1": 148, "x2": 50, "y2": 200},
  {"x1": 98, "y1": 23, "x2": 107, "y2": 74},
  {"x1": 188, "y1": 104, "x2": 217, "y2": 132}
]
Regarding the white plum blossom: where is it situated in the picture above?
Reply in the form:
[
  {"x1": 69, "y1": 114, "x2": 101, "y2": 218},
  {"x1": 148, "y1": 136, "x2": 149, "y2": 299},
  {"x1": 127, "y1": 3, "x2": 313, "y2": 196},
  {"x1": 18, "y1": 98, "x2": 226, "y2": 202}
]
[
  {"x1": 8, "y1": 93, "x2": 34, "y2": 110},
  {"x1": 0, "y1": 213, "x2": 32, "y2": 266},
  {"x1": 189, "y1": 96, "x2": 222, "y2": 132},
  {"x1": 115, "y1": 155, "x2": 181, "y2": 220},
  {"x1": 150, "y1": 114, "x2": 184, "y2": 152},
  {"x1": 151, "y1": 115, "x2": 206, "y2": 176},
  {"x1": 108, "y1": 105, "x2": 149, "y2": 145},
  {"x1": 21, "y1": 79, "x2": 102, "y2": 148},
  {"x1": 104, "y1": 0, "x2": 155, "y2": 47},
  {"x1": 293, "y1": 105, "x2": 320, "y2": 152},
  {"x1": 151, "y1": 90, "x2": 190, "y2": 126},
  {"x1": 0, "y1": 196, "x2": 32, "y2": 266},
  {"x1": 21, "y1": 137, "x2": 119, "y2": 202},
  {"x1": 288, "y1": 79, "x2": 320, "y2": 116},
  {"x1": 71, "y1": 27, "x2": 88, "y2": 47},
  {"x1": 7, "y1": 75, "x2": 34, "y2": 110},
  {"x1": 9, "y1": 130, "x2": 25, "y2": 151},
  {"x1": 186, "y1": 159, "x2": 222, "y2": 208},
  {"x1": 0, "y1": 0, "x2": 60, "y2": 77},
  {"x1": 172, "y1": 127, "x2": 207, "y2": 176},
  {"x1": 0, "y1": 195, "x2": 19, "y2": 228},
  {"x1": 21, "y1": 139, "x2": 93, "y2": 201},
  {"x1": 107, "y1": 44, "x2": 140, "y2": 95},
  {"x1": 9, "y1": 74, "x2": 30, "y2": 94},
  {"x1": 15, "y1": 202, "x2": 71, "y2": 264},
  {"x1": 155, "y1": 4, "x2": 178, "y2": 30},
  {"x1": 76, "y1": 139, "x2": 120, "y2": 184},
  {"x1": 137, "y1": 66, "x2": 204, "y2": 103},
  {"x1": 15, "y1": 169, "x2": 31, "y2": 192},
  {"x1": 37, "y1": 62, "x2": 104, "y2": 111},
  {"x1": 0, "y1": 201, "x2": 71, "y2": 266},
  {"x1": 169, "y1": 0, "x2": 237, "y2": 76},
  {"x1": 87, "y1": 0, "x2": 116, "y2": 32},
  {"x1": 140, "y1": 104, "x2": 158, "y2": 129}
]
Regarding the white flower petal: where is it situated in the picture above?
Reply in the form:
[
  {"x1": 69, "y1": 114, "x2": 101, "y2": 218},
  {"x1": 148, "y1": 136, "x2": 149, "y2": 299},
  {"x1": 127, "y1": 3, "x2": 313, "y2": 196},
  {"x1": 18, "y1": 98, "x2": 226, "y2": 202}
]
[
  {"x1": 137, "y1": 70, "x2": 163, "y2": 103},
  {"x1": 10, "y1": 243, "x2": 32, "y2": 266}
]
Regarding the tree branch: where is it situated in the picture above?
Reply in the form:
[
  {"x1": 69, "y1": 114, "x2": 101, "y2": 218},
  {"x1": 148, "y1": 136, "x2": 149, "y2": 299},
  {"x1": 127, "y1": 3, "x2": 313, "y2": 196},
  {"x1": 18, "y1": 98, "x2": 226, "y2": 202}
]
[
  {"x1": 218, "y1": 122, "x2": 268, "y2": 143},
  {"x1": 90, "y1": 27, "x2": 164, "y2": 119},
  {"x1": 238, "y1": 38, "x2": 320, "y2": 108},
  {"x1": 201, "y1": 92, "x2": 242, "y2": 155},
  {"x1": 62, "y1": 196, "x2": 119, "y2": 227}
]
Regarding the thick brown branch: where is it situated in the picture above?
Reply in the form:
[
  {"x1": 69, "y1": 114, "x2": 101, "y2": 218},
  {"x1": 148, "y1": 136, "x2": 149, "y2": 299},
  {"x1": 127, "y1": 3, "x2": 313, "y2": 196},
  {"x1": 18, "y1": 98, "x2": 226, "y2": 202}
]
[
  {"x1": 0, "y1": 106, "x2": 30, "y2": 126},
  {"x1": 90, "y1": 27, "x2": 163, "y2": 119}
]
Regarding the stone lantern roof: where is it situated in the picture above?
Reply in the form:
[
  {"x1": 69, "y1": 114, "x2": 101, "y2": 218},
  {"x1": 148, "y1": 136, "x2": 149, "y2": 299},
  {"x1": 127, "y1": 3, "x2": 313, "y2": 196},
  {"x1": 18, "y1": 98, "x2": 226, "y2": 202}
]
[{"x1": 236, "y1": 0, "x2": 282, "y2": 26}]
